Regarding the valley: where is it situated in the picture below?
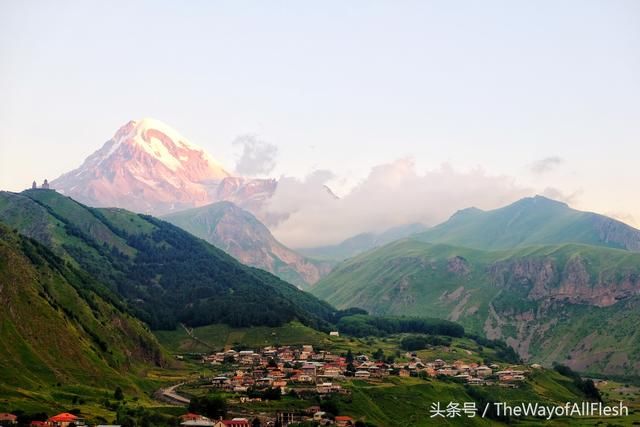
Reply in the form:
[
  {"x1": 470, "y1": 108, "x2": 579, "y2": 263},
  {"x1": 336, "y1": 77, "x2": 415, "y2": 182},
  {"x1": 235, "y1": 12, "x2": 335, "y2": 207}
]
[
  {"x1": 2, "y1": 127, "x2": 640, "y2": 426},
  {"x1": 3, "y1": 189, "x2": 640, "y2": 425}
]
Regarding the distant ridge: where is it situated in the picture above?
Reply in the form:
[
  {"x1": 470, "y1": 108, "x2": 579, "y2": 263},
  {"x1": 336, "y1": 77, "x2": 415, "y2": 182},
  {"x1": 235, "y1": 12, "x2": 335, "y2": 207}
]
[
  {"x1": 298, "y1": 223, "x2": 429, "y2": 262},
  {"x1": 163, "y1": 201, "x2": 334, "y2": 288},
  {"x1": 415, "y1": 195, "x2": 640, "y2": 251}
]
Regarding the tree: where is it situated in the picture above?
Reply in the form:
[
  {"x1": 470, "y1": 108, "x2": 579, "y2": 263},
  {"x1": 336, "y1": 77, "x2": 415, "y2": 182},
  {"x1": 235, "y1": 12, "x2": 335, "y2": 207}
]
[
  {"x1": 372, "y1": 348, "x2": 384, "y2": 361},
  {"x1": 114, "y1": 386, "x2": 124, "y2": 401},
  {"x1": 263, "y1": 387, "x2": 282, "y2": 400},
  {"x1": 320, "y1": 397, "x2": 340, "y2": 416},
  {"x1": 188, "y1": 394, "x2": 228, "y2": 418},
  {"x1": 346, "y1": 362, "x2": 356, "y2": 376},
  {"x1": 345, "y1": 349, "x2": 354, "y2": 364}
]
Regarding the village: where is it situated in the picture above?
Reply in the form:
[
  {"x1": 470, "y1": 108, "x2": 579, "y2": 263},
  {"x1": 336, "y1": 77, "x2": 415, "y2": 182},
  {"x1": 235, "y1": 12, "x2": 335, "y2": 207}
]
[
  {"x1": 171, "y1": 344, "x2": 534, "y2": 426},
  {"x1": 0, "y1": 344, "x2": 534, "y2": 427},
  {"x1": 200, "y1": 344, "x2": 531, "y2": 393}
]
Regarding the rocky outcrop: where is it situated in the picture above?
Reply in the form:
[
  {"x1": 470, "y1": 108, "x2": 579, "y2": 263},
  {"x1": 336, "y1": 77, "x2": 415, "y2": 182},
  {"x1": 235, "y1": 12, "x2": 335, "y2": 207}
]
[
  {"x1": 447, "y1": 256, "x2": 470, "y2": 276},
  {"x1": 589, "y1": 214, "x2": 640, "y2": 251},
  {"x1": 489, "y1": 256, "x2": 640, "y2": 307}
]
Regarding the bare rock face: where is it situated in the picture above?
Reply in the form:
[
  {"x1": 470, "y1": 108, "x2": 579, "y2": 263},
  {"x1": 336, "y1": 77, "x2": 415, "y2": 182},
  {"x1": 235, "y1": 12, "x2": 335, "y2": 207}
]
[
  {"x1": 489, "y1": 258, "x2": 558, "y2": 296},
  {"x1": 590, "y1": 214, "x2": 640, "y2": 251},
  {"x1": 447, "y1": 256, "x2": 470, "y2": 276},
  {"x1": 489, "y1": 256, "x2": 640, "y2": 307},
  {"x1": 51, "y1": 118, "x2": 276, "y2": 216}
]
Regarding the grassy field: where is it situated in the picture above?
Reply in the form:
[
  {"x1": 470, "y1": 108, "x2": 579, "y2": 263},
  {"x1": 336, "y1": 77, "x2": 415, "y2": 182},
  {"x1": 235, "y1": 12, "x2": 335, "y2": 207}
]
[{"x1": 155, "y1": 321, "x2": 333, "y2": 353}]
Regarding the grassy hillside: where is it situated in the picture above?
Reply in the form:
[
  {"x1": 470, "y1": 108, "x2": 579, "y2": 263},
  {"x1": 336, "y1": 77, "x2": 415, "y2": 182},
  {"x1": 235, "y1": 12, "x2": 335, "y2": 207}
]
[
  {"x1": 0, "y1": 190, "x2": 336, "y2": 331},
  {"x1": 312, "y1": 239, "x2": 640, "y2": 376},
  {"x1": 0, "y1": 223, "x2": 173, "y2": 416},
  {"x1": 415, "y1": 195, "x2": 640, "y2": 252},
  {"x1": 338, "y1": 370, "x2": 595, "y2": 427},
  {"x1": 155, "y1": 321, "x2": 333, "y2": 354}
]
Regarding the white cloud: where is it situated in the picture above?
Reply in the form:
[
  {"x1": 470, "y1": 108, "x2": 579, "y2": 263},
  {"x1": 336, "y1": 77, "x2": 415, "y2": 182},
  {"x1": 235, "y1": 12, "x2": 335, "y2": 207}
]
[
  {"x1": 233, "y1": 134, "x2": 279, "y2": 176},
  {"x1": 530, "y1": 156, "x2": 564, "y2": 174},
  {"x1": 540, "y1": 187, "x2": 582, "y2": 205},
  {"x1": 265, "y1": 159, "x2": 531, "y2": 247}
]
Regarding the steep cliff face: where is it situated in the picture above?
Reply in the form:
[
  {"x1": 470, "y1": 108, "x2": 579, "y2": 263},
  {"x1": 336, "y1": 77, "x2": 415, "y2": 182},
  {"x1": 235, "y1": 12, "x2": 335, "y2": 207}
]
[
  {"x1": 489, "y1": 255, "x2": 640, "y2": 307},
  {"x1": 163, "y1": 201, "x2": 334, "y2": 287}
]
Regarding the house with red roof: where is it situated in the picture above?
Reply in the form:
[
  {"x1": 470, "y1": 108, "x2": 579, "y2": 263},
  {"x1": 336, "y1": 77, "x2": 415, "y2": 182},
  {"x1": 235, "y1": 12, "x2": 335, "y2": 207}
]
[
  {"x1": 0, "y1": 413, "x2": 17, "y2": 425},
  {"x1": 47, "y1": 412, "x2": 84, "y2": 427},
  {"x1": 181, "y1": 413, "x2": 204, "y2": 421},
  {"x1": 335, "y1": 416, "x2": 354, "y2": 427},
  {"x1": 212, "y1": 418, "x2": 250, "y2": 427}
]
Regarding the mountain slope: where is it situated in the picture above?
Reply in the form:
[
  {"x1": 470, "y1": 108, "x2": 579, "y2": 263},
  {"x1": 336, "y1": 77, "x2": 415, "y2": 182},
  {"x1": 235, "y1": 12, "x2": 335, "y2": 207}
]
[
  {"x1": 50, "y1": 118, "x2": 276, "y2": 215},
  {"x1": 0, "y1": 190, "x2": 336, "y2": 331},
  {"x1": 312, "y1": 239, "x2": 640, "y2": 376},
  {"x1": 163, "y1": 202, "x2": 334, "y2": 288},
  {"x1": 0, "y1": 224, "x2": 166, "y2": 394},
  {"x1": 297, "y1": 223, "x2": 428, "y2": 261},
  {"x1": 415, "y1": 195, "x2": 640, "y2": 251}
]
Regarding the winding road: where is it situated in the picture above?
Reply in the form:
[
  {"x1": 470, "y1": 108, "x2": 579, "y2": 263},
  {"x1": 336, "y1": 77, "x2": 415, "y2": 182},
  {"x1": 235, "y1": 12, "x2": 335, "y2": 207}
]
[{"x1": 155, "y1": 382, "x2": 191, "y2": 405}]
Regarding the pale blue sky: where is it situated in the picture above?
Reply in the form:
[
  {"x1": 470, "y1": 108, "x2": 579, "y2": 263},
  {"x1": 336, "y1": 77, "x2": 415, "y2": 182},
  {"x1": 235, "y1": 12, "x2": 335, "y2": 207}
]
[{"x1": 1, "y1": 1, "x2": 639, "y2": 225}]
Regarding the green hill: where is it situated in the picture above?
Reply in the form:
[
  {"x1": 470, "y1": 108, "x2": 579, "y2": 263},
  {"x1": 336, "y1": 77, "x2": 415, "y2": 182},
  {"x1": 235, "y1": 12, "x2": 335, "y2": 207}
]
[
  {"x1": 0, "y1": 190, "x2": 336, "y2": 331},
  {"x1": 312, "y1": 239, "x2": 640, "y2": 377},
  {"x1": 415, "y1": 196, "x2": 640, "y2": 252},
  {"x1": 163, "y1": 201, "x2": 334, "y2": 288},
  {"x1": 0, "y1": 223, "x2": 167, "y2": 410}
]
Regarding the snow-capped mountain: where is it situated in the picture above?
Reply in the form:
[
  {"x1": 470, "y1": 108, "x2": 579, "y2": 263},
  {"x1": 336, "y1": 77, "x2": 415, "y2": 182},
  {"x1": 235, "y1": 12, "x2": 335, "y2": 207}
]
[{"x1": 51, "y1": 118, "x2": 276, "y2": 215}]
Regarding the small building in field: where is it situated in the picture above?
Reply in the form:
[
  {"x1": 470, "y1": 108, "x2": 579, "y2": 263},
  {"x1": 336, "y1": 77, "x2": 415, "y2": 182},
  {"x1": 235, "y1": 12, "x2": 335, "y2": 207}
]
[
  {"x1": 354, "y1": 370, "x2": 371, "y2": 379},
  {"x1": 0, "y1": 413, "x2": 17, "y2": 425},
  {"x1": 47, "y1": 413, "x2": 85, "y2": 427},
  {"x1": 475, "y1": 366, "x2": 492, "y2": 377},
  {"x1": 213, "y1": 418, "x2": 250, "y2": 427},
  {"x1": 182, "y1": 420, "x2": 214, "y2": 427}
]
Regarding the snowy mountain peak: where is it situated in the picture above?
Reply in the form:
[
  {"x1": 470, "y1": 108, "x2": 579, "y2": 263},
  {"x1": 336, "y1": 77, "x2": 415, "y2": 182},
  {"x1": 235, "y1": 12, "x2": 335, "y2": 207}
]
[
  {"x1": 51, "y1": 118, "x2": 276, "y2": 216},
  {"x1": 101, "y1": 118, "x2": 227, "y2": 174}
]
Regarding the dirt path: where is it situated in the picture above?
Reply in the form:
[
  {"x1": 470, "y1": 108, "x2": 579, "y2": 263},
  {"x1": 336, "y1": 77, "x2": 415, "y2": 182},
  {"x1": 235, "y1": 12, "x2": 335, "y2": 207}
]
[{"x1": 181, "y1": 323, "x2": 215, "y2": 350}]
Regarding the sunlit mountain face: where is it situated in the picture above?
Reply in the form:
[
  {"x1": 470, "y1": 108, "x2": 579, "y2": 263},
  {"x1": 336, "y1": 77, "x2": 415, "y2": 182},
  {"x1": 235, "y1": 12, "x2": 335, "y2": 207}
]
[{"x1": 51, "y1": 118, "x2": 276, "y2": 215}]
